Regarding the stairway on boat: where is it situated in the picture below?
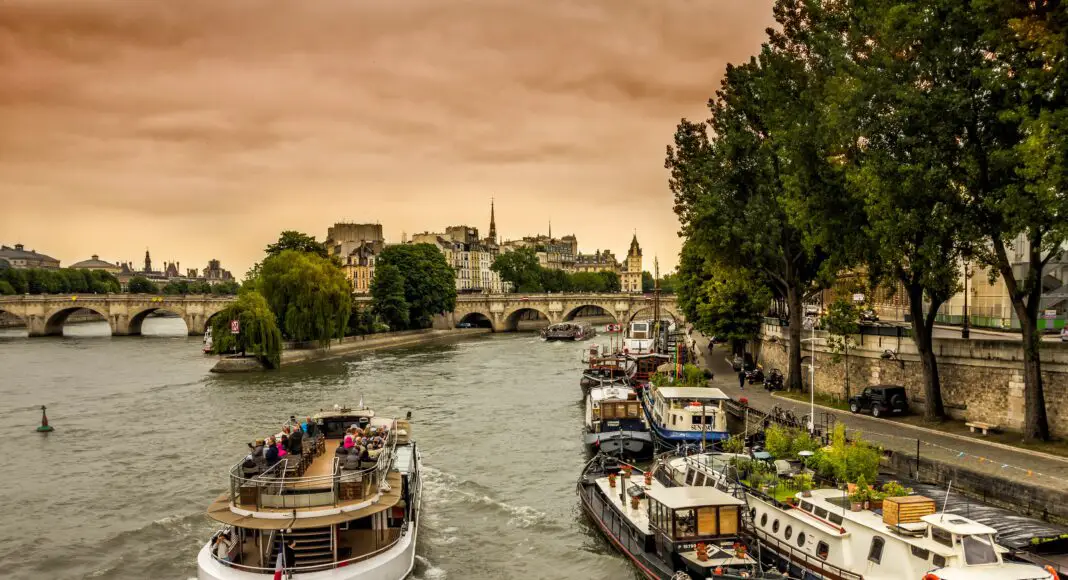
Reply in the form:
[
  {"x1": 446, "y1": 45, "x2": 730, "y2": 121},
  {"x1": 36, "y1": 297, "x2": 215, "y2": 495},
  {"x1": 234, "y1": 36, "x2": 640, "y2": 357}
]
[{"x1": 270, "y1": 526, "x2": 334, "y2": 570}]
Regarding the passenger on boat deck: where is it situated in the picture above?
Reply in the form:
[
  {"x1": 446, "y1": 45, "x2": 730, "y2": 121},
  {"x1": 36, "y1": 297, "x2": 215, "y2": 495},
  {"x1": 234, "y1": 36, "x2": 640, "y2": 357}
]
[
  {"x1": 287, "y1": 426, "x2": 303, "y2": 454},
  {"x1": 266, "y1": 437, "x2": 281, "y2": 466},
  {"x1": 344, "y1": 429, "x2": 355, "y2": 449},
  {"x1": 334, "y1": 441, "x2": 349, "y2": 457},
  {"x1": 214, "y1": 533, "x2": 233, "y2": 563},
  {"x1": 278, "y1": 435, "x2": 289, "y2": 457},
  {"x1": 302, "y1": 417, "x2": 317, "y2": 437}
]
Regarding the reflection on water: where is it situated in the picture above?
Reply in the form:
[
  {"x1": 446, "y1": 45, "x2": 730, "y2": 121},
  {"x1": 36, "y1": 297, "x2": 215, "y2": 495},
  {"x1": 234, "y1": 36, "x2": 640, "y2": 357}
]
[
  {"x1": 0, "y1": 314, "x2": 191, "y2": 339},
  {"x1": 0, "y1": 331, "x2": 635, "y2": 580}
]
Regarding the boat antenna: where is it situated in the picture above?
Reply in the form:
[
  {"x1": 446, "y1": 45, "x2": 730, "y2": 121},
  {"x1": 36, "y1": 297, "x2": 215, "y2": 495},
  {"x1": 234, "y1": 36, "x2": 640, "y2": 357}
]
[
  {"x1": 701, "y1": 401, "x2": 707, "y2": 453},
  {"x1": 939, "y1": 480, "x2": 953, "y2": 521}
]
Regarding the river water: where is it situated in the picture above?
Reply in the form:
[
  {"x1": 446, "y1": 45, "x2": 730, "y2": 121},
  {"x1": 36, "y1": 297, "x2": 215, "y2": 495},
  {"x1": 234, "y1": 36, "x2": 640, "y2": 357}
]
[{"x1": 0, "y1": 319, "x2": 635, "y2": 580}]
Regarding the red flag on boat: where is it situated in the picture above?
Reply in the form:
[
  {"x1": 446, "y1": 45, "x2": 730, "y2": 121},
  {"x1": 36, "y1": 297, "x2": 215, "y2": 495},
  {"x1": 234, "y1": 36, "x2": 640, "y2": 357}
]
[{"x1": 273, "y1": 551, "x2": 284, "y2": 580}]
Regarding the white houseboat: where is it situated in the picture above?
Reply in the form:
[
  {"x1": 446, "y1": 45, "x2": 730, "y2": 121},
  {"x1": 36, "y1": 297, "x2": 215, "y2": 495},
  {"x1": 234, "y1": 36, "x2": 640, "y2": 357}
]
[
  {"x1": 641, "y1": 386, "x2": 731, "y2": 446},
  {"x1": 197, "y1": 406, "x2": 421, "y2": 580}
]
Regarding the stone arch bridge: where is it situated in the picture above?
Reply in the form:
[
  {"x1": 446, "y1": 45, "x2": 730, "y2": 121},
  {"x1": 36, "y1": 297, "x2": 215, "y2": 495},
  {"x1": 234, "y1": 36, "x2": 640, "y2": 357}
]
[
  {"x1": 447, "y1": 293, "x2": 682, "y2": 332},
  {"x1": 0, "y1": 294, "x2": 235, "y2": 337}
]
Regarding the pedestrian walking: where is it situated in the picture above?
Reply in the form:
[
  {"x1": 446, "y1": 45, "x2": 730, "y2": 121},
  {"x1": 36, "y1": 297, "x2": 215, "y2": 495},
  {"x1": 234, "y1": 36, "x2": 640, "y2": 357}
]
[{"x1": 737, "y1": 369, "x2": 745, "y2": 390}]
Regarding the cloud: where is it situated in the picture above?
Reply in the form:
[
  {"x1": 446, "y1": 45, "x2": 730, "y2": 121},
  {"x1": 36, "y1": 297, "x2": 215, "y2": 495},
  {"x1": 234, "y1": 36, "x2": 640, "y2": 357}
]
[{"x1": 0, "y1": 0, "x2": 775, "y2": 273}]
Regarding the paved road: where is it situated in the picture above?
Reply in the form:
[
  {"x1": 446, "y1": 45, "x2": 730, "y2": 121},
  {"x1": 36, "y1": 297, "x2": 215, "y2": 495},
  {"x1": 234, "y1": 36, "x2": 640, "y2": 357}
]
[
  {"x1": 876, "y1": 321, "x2": 1064, "y2": 341},
  {"x1": 686, "y1": 330, "x2": 1068, "y2": 493}
]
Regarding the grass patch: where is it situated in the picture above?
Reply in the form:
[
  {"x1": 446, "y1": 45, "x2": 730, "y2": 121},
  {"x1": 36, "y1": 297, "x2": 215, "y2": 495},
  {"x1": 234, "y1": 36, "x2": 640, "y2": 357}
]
[{"x1": 742, "y1": 477, "x2": 804, "y2": 503}]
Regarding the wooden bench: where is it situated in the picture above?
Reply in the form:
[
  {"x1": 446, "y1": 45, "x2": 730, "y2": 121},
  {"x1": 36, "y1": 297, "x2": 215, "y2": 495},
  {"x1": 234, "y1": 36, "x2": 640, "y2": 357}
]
[{"x1": 966, "y1": 421, "x2": 999, "y2": 436}]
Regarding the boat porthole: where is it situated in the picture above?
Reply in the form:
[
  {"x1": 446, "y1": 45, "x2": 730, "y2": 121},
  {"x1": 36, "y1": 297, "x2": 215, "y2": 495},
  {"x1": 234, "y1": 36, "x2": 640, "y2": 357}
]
[
  {"x1": 784, "y1": 525, "x2": 793, "y2": 541},
  {"x1": 797, "y1": 532, "x2": 806, "y2": 548},
  {"x1": 772, "y1": 519, "x2": 780, "y2": 534},
  {"x1": 760, "y1": 513, "x2": 768, "y2": 528}
]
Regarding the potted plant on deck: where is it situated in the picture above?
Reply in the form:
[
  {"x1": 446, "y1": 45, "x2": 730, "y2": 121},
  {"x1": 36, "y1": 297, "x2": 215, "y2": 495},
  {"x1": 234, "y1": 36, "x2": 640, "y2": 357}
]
[
  {"x1": 795, "y1": 473, "x2": 814, "y2": 498},
  {"x1": 849, "y1": 476, "x2": 871, "y2": 511}
]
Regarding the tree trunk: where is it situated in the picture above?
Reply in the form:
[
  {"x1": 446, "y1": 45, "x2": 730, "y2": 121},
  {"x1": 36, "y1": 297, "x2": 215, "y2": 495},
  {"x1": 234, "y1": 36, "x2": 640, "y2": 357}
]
[
  {"x1": 844, "y1": 341, "x2": 850, "y2": 400},
  {"x1": 906, "y1": 282, "x2": 945, "y2": 421},
  {"x1": 1013, "y1": 271, "x2": 1050, "y2": 441},
  {"x1": 787, "y1": 285, "x2": 804, "y2": 392}
]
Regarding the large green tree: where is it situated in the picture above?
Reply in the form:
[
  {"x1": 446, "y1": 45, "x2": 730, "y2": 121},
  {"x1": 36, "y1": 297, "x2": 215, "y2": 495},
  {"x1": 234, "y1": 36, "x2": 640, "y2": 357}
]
[
  {"x1": 265, "y1": 230, "x2": 329, "y2": 259},
  {"x1": 253, "y1": 250, "x2": 351, "y2": 345},
  {"x1": 676, "y1": 240, "x2": 771, "y2": 350},
  {"x1": 642, "y1": 271, "x2": 655, "y2": 292},
  {"x1": 491, "y1": 248, "x2": 543, "y2": 292},
  {"x1": 211, "y1": 291, "x2": 283, "y2": 369},
  {"x1": 127, "y1": 276, "x2": 158, "y2": 294},
  {"x1": 375, "y1": 244, "x2": 457, "y2": 328},
  {"x1": 370, "y1": 264, "x2": 410, "y2": 330},
  {"x1": 668, "y1": 2, "x2": 856, "y2": 391}
]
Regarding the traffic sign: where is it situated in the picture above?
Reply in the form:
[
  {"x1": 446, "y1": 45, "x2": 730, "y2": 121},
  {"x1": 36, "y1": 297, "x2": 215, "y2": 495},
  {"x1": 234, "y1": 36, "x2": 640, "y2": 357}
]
[{"x1": 230, "y1": 320, "x2": 240, "y2": 334}]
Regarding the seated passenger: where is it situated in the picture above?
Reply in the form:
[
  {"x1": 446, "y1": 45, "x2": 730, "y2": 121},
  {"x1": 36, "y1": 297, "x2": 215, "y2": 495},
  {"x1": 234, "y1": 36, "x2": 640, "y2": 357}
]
[
  {"x1": 287, "y1": 427, "x2": 303, "y2": 455},
  {"x1": 343, "y1": 451, "x2": 362, "y2": 470},
  {"x1": 278, "y1": 435, "x2": 289, "y2": 457},
  {"x1": 343, "y1": 429, "x2": 355, "y2": 449},
  {"x1": 266, "y1": 438, "x2": 280, "y2": 466},
  {"x1": 335, "y1": 442, "x2": 349, "y2": 457}
]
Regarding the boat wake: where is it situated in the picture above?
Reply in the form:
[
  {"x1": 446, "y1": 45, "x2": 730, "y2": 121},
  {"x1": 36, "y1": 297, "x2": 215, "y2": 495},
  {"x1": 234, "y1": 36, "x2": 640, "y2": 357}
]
[
  {"x1": 421, "y1": 465, "x2": 561, "y2": 531},
  {"x1": 411, "y1": 555, "x2": 448, "y2": 580}
]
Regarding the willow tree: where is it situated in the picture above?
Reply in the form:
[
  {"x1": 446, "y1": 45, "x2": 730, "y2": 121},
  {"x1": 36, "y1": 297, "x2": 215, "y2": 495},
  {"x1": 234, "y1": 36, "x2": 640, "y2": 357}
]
[
  {"x1": 253, "y1": 250, "x2": 351, "y2": 346},
  {"x1": 668, "y1": 0, "x2": 857, "y2": 391},
  {"x1": 211, "y1": 291, "x2": 283, "y2": 369}
]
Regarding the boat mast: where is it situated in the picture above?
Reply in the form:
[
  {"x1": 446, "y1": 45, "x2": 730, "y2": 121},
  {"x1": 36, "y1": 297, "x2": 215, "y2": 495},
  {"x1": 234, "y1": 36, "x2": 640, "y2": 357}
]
[{"x1": 653, "y1": 257, "x2": 661, "y2": 351}]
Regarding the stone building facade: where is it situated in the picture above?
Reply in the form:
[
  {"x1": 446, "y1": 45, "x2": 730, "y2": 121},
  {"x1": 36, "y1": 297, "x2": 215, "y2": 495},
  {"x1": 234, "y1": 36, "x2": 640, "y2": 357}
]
[
  {"x1": 621, "y1": 234, "x2": 642, "y2": 293},
  {"x1": 755, "y1": 323, "x2": 1068, "y2": 438},
  {"x1": 0, "y1": 244, "x2": 60, "y2": 269}
]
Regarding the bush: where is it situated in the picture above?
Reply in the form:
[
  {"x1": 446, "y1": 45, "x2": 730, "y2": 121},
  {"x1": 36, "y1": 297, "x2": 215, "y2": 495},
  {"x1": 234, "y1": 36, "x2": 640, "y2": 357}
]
[{"x1": 812, "y1": 424, "x2": 881, "y2": 484}]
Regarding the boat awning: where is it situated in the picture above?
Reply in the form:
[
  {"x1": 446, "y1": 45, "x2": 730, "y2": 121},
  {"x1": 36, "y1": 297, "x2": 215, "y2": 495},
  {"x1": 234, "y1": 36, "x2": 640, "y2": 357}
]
[
  {"x1": 655, "y1": 387, "x2": 729, "y2": 401},
  {"x1": 645, "y1": 486, "x2": 744, "y2": 510},
  {"x1": 751, "y1": 451, "x2": 773, "y2": 461}
]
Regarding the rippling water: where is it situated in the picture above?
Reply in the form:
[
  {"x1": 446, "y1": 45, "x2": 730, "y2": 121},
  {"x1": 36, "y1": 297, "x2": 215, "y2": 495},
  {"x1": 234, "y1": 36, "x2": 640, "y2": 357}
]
[{"x1": 0, "y1": 319, "x2": 635, "y2": 580}]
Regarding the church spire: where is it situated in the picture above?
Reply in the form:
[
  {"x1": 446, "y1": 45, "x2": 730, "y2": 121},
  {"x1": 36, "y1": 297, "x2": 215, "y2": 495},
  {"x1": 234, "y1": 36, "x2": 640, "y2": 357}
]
[
  {"x1": 144, "y1": 248, "x2": 152, "y2": 273},
  {"x1": 488, "y1": 198, "x2": 497, "y2": 243},
  {"x1": 548, "y1": 219, "x2": 552, "y2": 240}
]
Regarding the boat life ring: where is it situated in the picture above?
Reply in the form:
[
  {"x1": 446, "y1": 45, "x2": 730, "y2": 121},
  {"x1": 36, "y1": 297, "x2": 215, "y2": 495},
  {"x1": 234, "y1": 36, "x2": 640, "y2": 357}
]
[
  {"x1": 1046, "y1": 565, "x2": 1059, "y2": 580},
  {"x1": 922, "y1": 574, "x2": 940, "y2": 580}
]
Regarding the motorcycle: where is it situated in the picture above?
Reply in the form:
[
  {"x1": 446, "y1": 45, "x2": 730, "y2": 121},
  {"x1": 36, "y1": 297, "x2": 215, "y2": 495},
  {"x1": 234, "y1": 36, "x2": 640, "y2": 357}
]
[
  {"x1": 744, "y1": 366, "x2": 764, "y2": 384},
  {"x1": 763, "y1": 369, "x2": 784, "y2": 391}
]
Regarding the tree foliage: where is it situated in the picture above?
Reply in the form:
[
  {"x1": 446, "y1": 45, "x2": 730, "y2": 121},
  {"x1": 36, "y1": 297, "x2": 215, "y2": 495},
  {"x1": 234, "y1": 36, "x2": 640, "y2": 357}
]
[
  {"x1": 127, "y1": 276, "x2": 158, "y2": 294},
  {"x1": 370, "y1": 264, "x2": 410, "y2": 330},
  {"x1": 493, "y1": 247, "x2": 625, "y2": 293},
  {"x1": 161, "y1": 279, "x2": 240, "y2": 295},
  {"x1": 0, "y1": 268, "x2": 122, "y2": 294},
  {"x1": 823, "y1": 297, "x2": 860, "y2": 398},
  {"x1": 375, "y1": 244, "x2": 457, "y2": 329},
  {"x1": 492, "y1": 248, "x2": 543, "y2": 292},
  {"x1": 252, "y1": 250, "x2": 351, "y2": 345},
  {"x1": 676, "y1": 241, "x2": 771, "y2": 349},
  {"x1": 210, "y1": 291, "x2": 283, "y2": 369},
  {"x1": 265, "y1": 230, "x2": 329, "y2": 259},
  {"x1": 642, "y1": 271, "x2": 655, "y2": 292}
]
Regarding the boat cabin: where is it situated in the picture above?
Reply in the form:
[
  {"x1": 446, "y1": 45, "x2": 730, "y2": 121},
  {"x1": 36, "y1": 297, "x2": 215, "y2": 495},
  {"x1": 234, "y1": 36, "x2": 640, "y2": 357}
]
[
  {"x1": 630, "y1": 353, "x2": 671, "y2": 382},
  {"x1": 650, "y1": 387, "x2": 729, "y2": 434},
  {"x1": 645, "y1": 486, "x2": 756, "y2": 576},
  {"x1": 920, "y1": 514, "x2": 1004, "y2": 568},
  {"x1": 587, "y1": 386, "x2": 644, "y2": 433}
]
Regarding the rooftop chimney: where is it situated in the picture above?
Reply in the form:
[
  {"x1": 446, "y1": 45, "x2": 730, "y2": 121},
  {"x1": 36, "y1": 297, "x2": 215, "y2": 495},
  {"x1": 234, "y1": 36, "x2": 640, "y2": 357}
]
[{"x1": 14, "y1": 244, "x2": 24, "y2": 251}]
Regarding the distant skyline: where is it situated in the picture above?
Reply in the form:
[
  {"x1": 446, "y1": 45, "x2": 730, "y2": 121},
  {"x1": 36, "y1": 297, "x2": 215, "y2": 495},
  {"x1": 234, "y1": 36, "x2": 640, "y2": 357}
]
[{"x1": 0, "y1": 0, "x2": 776, "y2": 277}]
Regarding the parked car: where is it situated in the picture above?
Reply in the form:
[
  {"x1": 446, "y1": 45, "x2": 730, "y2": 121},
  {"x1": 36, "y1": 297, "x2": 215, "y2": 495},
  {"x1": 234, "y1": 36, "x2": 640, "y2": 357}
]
[
  {"x1": 859, "y1": 309, "x2": 879, "y2": 323},
  {"x1": 848, "y1": 385, "x2": 909, "y2": 418}
]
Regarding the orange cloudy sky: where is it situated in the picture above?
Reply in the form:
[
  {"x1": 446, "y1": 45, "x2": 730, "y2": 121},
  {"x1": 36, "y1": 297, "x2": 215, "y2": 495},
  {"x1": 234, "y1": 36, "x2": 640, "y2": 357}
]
[{"x1": 0, "y1": 0, "x2": 774, "y2": 276}]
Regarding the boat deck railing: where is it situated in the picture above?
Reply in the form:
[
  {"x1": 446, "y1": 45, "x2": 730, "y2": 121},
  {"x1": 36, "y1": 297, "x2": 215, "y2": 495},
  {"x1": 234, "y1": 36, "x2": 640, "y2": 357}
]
[
  {"x1": 228, "y1": 420, "x2": 400, "y2": 511},
  {"x1": 209, "y1": 523, "x2": 410, "y2": 575}
]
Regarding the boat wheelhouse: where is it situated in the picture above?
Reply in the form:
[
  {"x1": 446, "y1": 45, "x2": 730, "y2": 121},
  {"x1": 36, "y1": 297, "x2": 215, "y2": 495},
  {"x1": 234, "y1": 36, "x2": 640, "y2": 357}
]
[
  {"x1": 624, "y1": 320, "x2": 657, "y2": 354},
  {"x1": 197, "y1": 406, "x2": 421, "y2": 580},
  {"x1": 578, "y1": 455, "x2": 779, "y2": 580},
  {"x1": 641, "y1": 386, "x2": 730, "y2": 445},
  {"x1": 584, "y1": 384, "x2": 654, "y2": 459},
  {"x1": 663, "y1": 453, "x2": 1056, "y2": 580},
  {"x1": 628, "y1": 353, "x2": 671, "y2": 384}
]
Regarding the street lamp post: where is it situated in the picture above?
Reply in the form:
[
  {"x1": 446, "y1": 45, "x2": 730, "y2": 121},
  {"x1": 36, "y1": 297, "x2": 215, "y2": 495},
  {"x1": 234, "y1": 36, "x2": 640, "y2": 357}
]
[
  {"x1": 802, "y1": 316, "x2": 818, "y2": 434},
  {"x1": 962, "y1": 261, "x2": 971, "y2": 339}
]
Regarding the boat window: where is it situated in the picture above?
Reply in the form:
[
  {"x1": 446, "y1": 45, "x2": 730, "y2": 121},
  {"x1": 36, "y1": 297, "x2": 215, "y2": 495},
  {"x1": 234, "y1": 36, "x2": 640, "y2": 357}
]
[
  {"x1": 799, "y1": 501, "x2": 813, "y2": 513},
  {"x1": 816, "y1": 541, "x2": 829, "y2": 560},
  {"x1": 686, "y1": 470, "x2": 697, "y2": 486},
  {"x1": 772, "y1": 519, "x2": 780, "y2": 534},
  {"x1": 674, "y1": 509, "x2": 698, "y2": 539},
  {"x1": 697, "y1": 507, "x2": 718, "y2": 536},
  {"x1": 628, "y1": 403, "x2": 640, "y2": 418},
  {"x1": 797, "y1": 532, "x2": 806, "y2": 548},
  {"x1": 962, "y1": 535, "x2": 998, "y2": 566},
  {"x1": 868, "y1": 537, "x2": 885, "y2": 564},
  {"x1": 814, "y1": 507, "x2": 829, "y2": 520},
  {"x1": 932, "y1": 527, "x2": 954, "y2": 548},
  {"x1": 933, "y1": 555, "x2": 946, "y2": 568},
  {"x1": 760, "y1": 513, "x2": 768, "y2": 528},
  {"x1": 784, "y1": 525, "x2": 793, "y2": 540},
  {"x1": 910, "y1": 546, "x2": 930, "y2": 560},
  {"x1": 706, "y1": 474, "x2": 717, "y2": 487},
  {"x1": 828, "y1": 513, "x2": 844, "y2": 526},
  {"x1": 719, "y1": 506, "x2": 738, "y2": 535},
  {"x1": 694, "y1": 472, "x2": 706, "y2": 487}
]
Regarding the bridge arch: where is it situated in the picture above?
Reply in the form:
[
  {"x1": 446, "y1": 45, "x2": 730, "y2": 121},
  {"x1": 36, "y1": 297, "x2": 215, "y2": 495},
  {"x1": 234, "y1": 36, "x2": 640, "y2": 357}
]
[
  {"x1": 128, "y1": 306, "x2": 190, "y2": 336},
  {"x1": 457, "y1": 311, "x2": 493, "y2": 328},
  {"x1": 503, "y1": 306, "x2": 552, "y2": 332},
  {"x1": 562, "y1": 303, "x2": 617, "y2": 323},
  {"x1": 625, "y1": 304, "x2": 683, "y2": 326},
  {"x1": 43, "y1": 305, "x2": 111, "y2": 336},
  {"x1": 0, "y1": 306, "x2": 27, "y2": 335}
]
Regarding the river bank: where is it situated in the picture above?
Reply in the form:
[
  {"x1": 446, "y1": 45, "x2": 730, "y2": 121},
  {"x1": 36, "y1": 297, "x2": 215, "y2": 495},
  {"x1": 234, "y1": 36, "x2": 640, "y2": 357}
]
[{"x1": 211, "y1": 327, "x2": 492, "y2": 372}]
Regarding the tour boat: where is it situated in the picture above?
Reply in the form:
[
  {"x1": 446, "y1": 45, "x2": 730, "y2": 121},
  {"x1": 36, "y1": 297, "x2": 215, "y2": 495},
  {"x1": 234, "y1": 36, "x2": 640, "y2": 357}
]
[
  {"x1": 640, "y1": 386, "x2": 731, "y2": 446},
  {"x1": 577, "y1": 454, "x2": 783, "y2": 580},
  {"x1": 660, "y1": 453, "x2": 1057, "y2": 580},
  {"x1": 584, "y1": 383, "x2": 654, "y2": 459},
  {"x1": 580, "y1": 348, "x2": 634, "y2": 391},
  {"x1": 542, "y1": 321, "x2": 596, "y2": 341},
  {"x1": 203, "y1": 327, "x2": 213, "y2": 354},
  {"x1": 197, "y1": 405, "x2": 421, "y2": 580},
  {"x1": 624, "y1": 319, "x2": 657, "y2": 354}
]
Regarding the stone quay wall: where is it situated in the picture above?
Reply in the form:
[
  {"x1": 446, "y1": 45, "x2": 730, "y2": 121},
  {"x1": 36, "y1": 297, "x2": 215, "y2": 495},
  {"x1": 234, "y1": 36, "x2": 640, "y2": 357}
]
[{"x1": 755, "y1": 324, "x2": 1068, "y2": 439}]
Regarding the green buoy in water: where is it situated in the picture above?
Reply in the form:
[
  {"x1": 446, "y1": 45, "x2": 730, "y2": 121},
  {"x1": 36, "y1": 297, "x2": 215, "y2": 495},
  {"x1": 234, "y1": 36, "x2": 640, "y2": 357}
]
[{"x1": 36, "y1": 405, "x2": 54, "y2": 433}]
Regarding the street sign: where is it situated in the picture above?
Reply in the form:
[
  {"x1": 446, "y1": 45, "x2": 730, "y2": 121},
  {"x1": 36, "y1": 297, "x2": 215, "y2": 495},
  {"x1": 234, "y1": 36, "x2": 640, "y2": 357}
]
[
  {"x1": 1044, "y1": 310, "x2": 1057, "y2": 320},
  {"x1": 230, "y1": 320, "x2": 240, "y2": 334},
  {"x1": 605, "y1": 324, "x2": 621, "y2": 332},
  {"x1": 852, "y1": 293, "x2": 865, "y2": 303}
]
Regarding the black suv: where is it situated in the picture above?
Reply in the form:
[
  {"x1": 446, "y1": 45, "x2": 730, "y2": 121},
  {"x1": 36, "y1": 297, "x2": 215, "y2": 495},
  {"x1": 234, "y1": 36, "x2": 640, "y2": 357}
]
[{"x1": 848, "y1": 385, "x2": 909, "y2": 418}]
